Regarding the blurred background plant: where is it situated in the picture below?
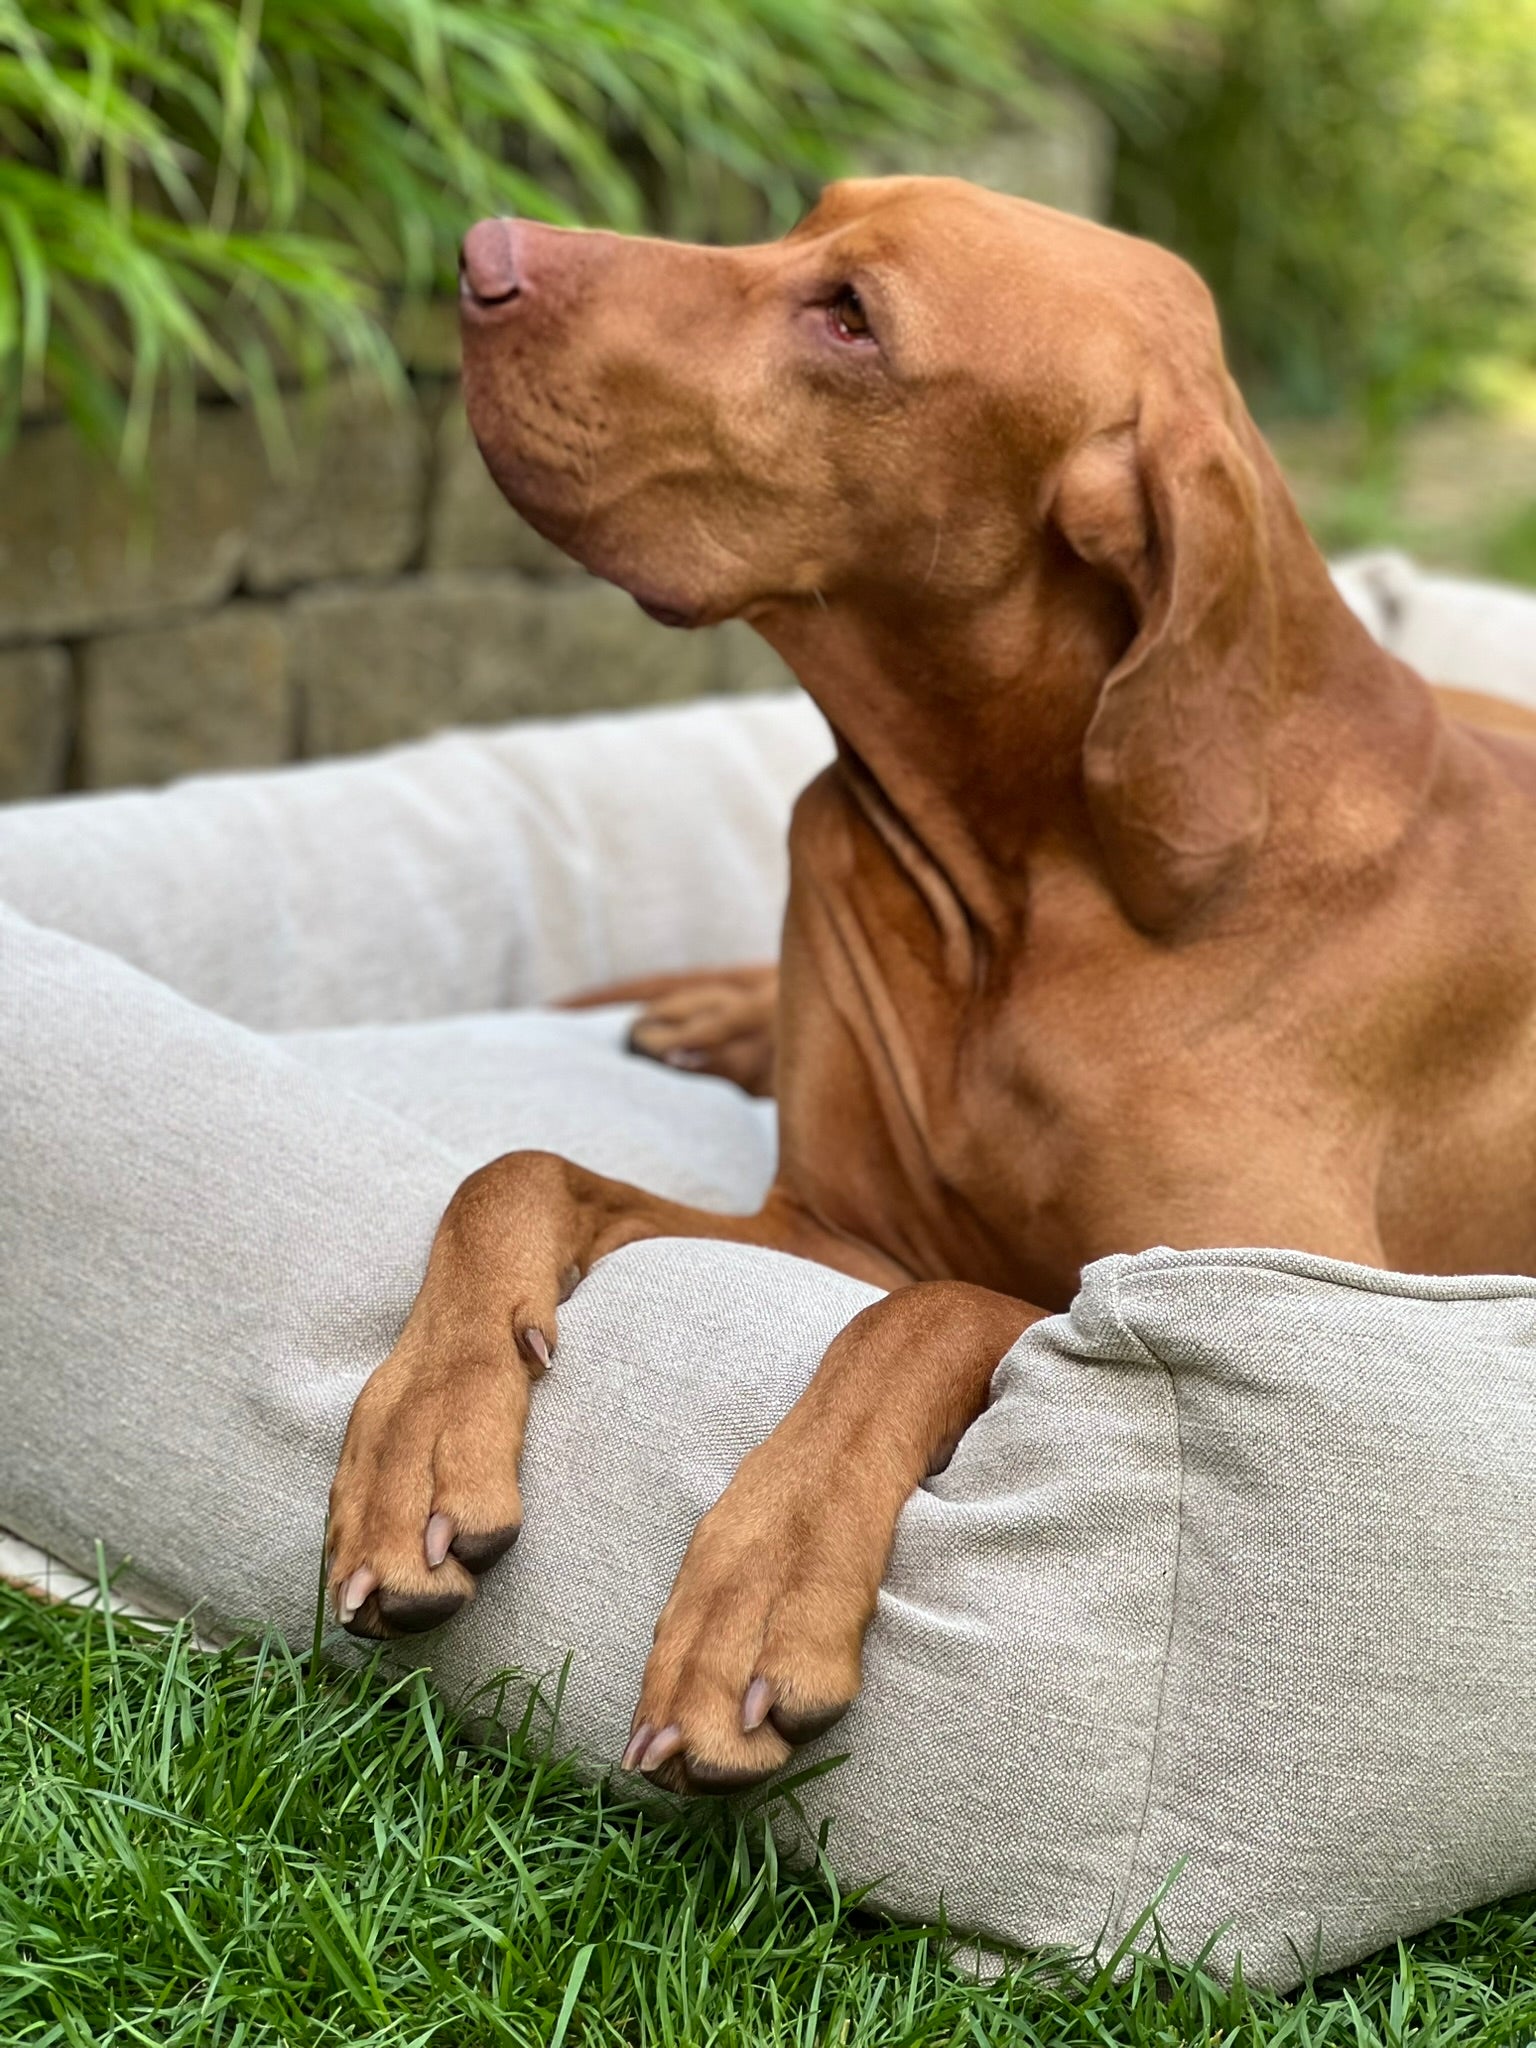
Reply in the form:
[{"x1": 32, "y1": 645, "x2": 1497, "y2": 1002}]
[
  {"x1": 1112, "y1": 0, "x2": 1536, "y2": 437},
  {"x1": 1108, "y1": 0, "x2": 1536, "y2": 578}
]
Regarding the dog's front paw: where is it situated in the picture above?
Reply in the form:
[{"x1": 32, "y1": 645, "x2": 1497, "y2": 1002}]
[
  {"x1": 326, "y1": 1330, "x2": 537, "y2": 1640},
  {"x1": 628, "y1": 971, "x2": 778, "y2": 1097},
  {"x1": 622, "y1": 1452, "x2": 876, "y2": 1795}
]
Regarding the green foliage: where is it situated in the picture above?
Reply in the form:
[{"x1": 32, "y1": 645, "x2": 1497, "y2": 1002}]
[
  {"x1": 1486, "y1": 499, "x2": 1536, "y2": 588},
  {"x1": 7, "y1": 0, "x2": 1533, "y2": 469},
  {"x1": 0, "y1": 0, "x2": 1173, "y2": 465},
  {"x1": 3, "y1": 1583, "x2": 1536, "y2": 2044},
  {"x1": 1110, "y1": 0, "x2": 1536, "y2": 439}
]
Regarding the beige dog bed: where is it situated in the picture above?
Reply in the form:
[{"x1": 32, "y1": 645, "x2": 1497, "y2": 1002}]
[{"x1": 2, "y1": 556, "x2": 1534, "y2": 1990}]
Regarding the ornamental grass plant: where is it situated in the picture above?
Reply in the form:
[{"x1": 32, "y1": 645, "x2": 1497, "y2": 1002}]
[{"x1": 0, "y1": 0, "x2": 1171, "y2": 465}]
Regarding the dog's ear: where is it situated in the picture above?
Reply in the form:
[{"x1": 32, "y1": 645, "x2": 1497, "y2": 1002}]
[{"x1": 1051, "y1": 379, "x2": 1276, "y2": 931}]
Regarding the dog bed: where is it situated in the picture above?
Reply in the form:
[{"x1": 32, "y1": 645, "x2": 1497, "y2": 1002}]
[{"x1": 2, "y1": 556, "x2": 1534, "y2": 1991}]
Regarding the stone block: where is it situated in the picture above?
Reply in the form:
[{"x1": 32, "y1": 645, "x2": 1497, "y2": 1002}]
[
  {"x1": 294, "y1": 572, "x2": 741, "y2": 759},
  {"x1": 714, "y1": 620, "x2": 794, "y2": 696},
  {"x1": 245, "y1": 388, "x2": 429, "y2": 593},
  {"x1": 426, "y1": 402, "x2": 579, "y2": 577},
  {"x1": 0, "y1": 410, "x2": 263, "y2": 642},
  {"x1": 0, "y1": 386, "x2": 429, "y2": 645},
  {"x1": 79, "y1": 606, "x2": 291, "y2": 790},
  {"x1": 0, "y1": 644, "x2": 71, "y2": 800},
  {"x1": 534, "y1": 576, "x2": 737, "y2": 712}
]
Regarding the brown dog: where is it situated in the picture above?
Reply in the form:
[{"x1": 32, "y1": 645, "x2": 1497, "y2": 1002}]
[{"x1": 326, "y1": 178, "x2": 1536, "y2": 1795}]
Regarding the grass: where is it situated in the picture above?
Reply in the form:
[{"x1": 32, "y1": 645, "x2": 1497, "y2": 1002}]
[{"x1": 2, "y1": 1581, "x2": 1535, "y2": 2045}]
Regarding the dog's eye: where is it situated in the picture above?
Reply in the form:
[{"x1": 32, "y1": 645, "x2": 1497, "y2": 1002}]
[{"x1": 828, "y1": 286, "x2": 874, "y2": 344}]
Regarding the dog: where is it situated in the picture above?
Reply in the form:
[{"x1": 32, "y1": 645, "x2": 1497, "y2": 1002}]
[{"x1": 326, "y1": 177, "x2": 1536, "y2": 1795}]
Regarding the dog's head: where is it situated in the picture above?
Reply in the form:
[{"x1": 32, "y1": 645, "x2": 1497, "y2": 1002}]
[{"x1": 461, "y1": 177, "x2": 1279, "y2": 927}]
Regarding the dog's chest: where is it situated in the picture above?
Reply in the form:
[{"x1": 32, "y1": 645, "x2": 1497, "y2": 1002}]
[{"x1": 774, "y1": 794, "x2": 1125, "y2": 1298}]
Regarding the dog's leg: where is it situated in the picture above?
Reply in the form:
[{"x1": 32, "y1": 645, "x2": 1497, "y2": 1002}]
[
  {"x1": 562, "y1": 965, "x2": 780, "y2": 1097},
  {"x1": 326, "y1": 1151, "x2": 891, "y2": 1639},
  {"x1": 624, "y1": 1280, "x2": 1041, "y2": 1793}
]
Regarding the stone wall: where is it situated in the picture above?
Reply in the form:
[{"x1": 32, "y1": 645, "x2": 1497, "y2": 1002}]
[
  {"x1": 0, "y1": 93, "x2": 1110, "y2": 803},
  {"x1": 0, "y1": 381, "x2": 788, "y2": 800}
]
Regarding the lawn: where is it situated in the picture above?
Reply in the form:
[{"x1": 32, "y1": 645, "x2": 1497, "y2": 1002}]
[{"x1": 2, "y1": 1581, "x2": 1533, "y2": 2046}]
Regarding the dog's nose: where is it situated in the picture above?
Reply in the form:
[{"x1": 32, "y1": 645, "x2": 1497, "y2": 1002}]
[{"x1": 459, "y1": 218, "x2": 521, "y2": 309}]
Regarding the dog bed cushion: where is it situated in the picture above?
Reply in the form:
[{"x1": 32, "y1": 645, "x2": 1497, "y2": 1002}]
[{"x1": 4, "y1": 591, "x2": 1536, "y2": 1991}]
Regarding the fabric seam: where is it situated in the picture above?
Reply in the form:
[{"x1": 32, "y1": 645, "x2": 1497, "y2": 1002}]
[
  {"x1": 1109, "y1": 1256, "x2": 1187, "y2": 1947},
  {"x1": 1103, "y1": 1246, "x2": 1536, "y2": 1304}
]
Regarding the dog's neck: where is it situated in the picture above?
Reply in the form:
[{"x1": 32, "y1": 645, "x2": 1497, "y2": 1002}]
[
  {"x1": 757, "y1": 554, "x2": 1122, "y2": 896},
  {"x1": 757, "y1": 572, "x2": 1132, "y2": 957},
  {"x1": 753, "y1": 449, "x2": 1432, "y2": 945}
]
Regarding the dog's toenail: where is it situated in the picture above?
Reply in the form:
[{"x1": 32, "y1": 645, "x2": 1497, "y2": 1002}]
[
  {"x1": 522, "y1": 1328, "x2": 551, "y2": 1373},
  {"x1": 639, "y1": 1725, "x2": 686, "y2": 1773},
  {"x1": 425, "y1": 1513, "x2": 454, "y2": 1568},
  {"x1": 622, "y1": 1723, "x2": 653, "y2": 1772},
  {"x1": 337, "y1": 1566, "x2": 377, "y2": 1623},
  {"x1": 742, "y1": 1677, "x2": 773, "y2": 1732}
]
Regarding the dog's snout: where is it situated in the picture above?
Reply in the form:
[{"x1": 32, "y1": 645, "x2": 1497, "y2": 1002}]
[{"x1": 460, "y1": 218, "x2": 521, "y2": 310}]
